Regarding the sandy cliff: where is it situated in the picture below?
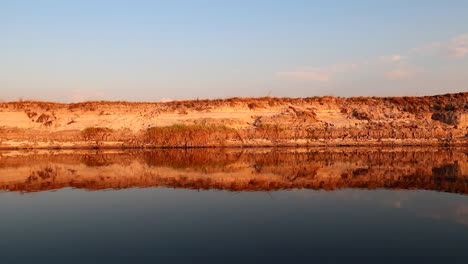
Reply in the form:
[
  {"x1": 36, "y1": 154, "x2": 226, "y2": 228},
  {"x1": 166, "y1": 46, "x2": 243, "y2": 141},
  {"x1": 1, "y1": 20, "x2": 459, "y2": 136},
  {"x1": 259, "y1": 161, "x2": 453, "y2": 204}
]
[{"x1": 0, "y1": 93, "x2": 467, "y2": 148}]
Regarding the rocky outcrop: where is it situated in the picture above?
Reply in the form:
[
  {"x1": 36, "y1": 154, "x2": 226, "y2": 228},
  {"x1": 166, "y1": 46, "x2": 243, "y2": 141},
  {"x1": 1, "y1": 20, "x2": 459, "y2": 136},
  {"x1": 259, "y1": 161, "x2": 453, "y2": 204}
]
[{"x1": 0, "y1": 93, "x2": 467, "y2": 148}]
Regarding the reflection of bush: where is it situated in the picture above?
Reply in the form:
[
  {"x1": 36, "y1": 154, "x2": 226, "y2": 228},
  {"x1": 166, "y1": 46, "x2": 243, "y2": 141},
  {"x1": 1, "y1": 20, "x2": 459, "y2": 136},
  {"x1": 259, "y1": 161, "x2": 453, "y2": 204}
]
[
  {"x1": 81, "y1": 154, "x2": 113, "y2": 167},
  {"x1": 432, "y1": 164, "x2": 459, "y2": 181},
  {"x1": 0, "y1": 148, "x2": 466, "y2": 193},
  {"x1": 143, "y1": 149, "x2": 238, "y2": 170}
]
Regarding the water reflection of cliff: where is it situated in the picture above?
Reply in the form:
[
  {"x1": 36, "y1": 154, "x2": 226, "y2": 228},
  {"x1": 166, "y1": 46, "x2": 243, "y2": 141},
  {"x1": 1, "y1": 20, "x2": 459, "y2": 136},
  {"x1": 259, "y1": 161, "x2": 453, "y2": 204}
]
[{"x1": 0, "y1": 148, "x2": 466, "y2": 194}]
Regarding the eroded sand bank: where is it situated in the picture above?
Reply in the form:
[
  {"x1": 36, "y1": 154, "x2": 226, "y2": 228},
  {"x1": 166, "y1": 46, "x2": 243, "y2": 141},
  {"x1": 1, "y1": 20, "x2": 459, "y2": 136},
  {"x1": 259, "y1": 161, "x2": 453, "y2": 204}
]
[{"x1": 0, "y1": 93, "x2": 467, "y2": 148}]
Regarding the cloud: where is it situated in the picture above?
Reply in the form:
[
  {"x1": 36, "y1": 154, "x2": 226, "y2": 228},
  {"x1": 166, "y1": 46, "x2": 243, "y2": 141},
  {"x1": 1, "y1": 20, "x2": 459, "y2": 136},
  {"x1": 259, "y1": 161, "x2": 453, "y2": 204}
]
[
  {"x1": 279, "y1": 63, "x2": 358, "y2": 82},
  {"x1": 279, "y1": 33, "x2": 466, "y2": 86},
  {"x1": 384, "y1": 68, "x2": 412, "y2": 80},
  {"x1": 160, "y1": 98, "x2": 173, "y2": 102},
  {"x1": 380, "y1": 55, "x2": 404, "y2": 62},
  {"x1": 411, "y1": 42, "x2": 442, "y2": 53},
  {"x1": 67, "y1": 89, "x2": 106, "y2": 102},
  {"x1": 279, "y1": 71, "x2": 330, "y2": 81},
  {"x1": 411, "y1": 33, "x2": 468, "y2": 58},
  {"x1": 446, "y1": 34, "x2": 468, "y2": 58}
]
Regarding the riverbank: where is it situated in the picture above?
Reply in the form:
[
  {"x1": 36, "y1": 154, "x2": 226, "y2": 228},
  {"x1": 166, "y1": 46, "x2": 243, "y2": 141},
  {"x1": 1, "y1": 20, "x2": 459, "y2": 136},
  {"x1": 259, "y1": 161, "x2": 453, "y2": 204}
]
[{"x1": 1, "y1": 93, "x2": 467, "y2": 149}]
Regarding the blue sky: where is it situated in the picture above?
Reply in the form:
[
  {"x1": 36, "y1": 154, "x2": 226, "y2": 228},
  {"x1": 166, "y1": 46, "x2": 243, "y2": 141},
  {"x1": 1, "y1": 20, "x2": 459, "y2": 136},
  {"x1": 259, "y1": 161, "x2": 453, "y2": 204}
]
[{"x1": 1, "y1": 0, "x2": 467, "y2": 102}]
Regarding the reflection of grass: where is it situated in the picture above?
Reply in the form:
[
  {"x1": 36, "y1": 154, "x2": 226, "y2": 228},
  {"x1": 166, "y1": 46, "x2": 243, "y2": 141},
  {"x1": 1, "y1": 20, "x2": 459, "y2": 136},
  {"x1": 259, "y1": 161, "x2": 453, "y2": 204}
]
[
  {"x1": 143, "y1": 149, "x2": 235, "y2": 170},
  {"x1": 81, "y1": 154, "x2": 113, "y2": 167},
  {"x1": 146, "y1": 124, "x2": 235, "y2": 147}
]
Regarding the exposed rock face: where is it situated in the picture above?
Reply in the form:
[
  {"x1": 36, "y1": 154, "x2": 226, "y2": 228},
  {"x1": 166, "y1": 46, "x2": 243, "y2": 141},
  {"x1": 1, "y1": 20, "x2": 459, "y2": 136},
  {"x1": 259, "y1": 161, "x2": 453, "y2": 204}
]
[
  {"x1": 0, "y1": 148, "x2": 466, "y2": 194},
  {"x1": 0, "y1": 93, "x2": 467, "y2": 148}
]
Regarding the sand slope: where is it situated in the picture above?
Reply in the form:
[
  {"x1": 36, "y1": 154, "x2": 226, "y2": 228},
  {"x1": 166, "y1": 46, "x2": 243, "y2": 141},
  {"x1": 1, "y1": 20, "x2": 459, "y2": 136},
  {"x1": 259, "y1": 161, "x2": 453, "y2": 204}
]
[{"x1": 0, "y1": 93, "x2": 467, "y2": 148}]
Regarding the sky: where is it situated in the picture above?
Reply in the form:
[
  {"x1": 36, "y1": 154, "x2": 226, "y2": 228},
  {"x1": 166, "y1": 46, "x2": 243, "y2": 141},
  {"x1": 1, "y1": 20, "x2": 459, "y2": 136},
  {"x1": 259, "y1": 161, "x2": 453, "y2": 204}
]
[{"x1": 1, "y1": 0, "x2": 468, "y2": 102}]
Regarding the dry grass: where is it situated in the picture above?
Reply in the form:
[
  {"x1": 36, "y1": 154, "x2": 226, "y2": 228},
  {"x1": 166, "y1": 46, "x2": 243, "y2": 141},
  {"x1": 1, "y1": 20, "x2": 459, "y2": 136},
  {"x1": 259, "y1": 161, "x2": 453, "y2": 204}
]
[
  {"x1": 145, "y1": 124, "x2": 236, "y2": 147},
  {"x1": 240, "y1": 124, "x2": 286, "y2": 144},
  {"x1": 81, "y1": 127, "x2": 113, "y2": 144},
  {"x1": 1, "y1": 93, "x2": 466, "y2": 117}
]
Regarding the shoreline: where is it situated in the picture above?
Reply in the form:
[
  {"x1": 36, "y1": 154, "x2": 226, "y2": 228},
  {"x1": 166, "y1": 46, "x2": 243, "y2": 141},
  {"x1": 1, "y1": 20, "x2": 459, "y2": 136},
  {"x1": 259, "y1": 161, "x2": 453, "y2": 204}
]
[
  {"x1": 1, "y1": 141, "x2": 467, "y2": 151},
  {"x1": 1, "y1": 93, "x2": 467, "y2": 149}
]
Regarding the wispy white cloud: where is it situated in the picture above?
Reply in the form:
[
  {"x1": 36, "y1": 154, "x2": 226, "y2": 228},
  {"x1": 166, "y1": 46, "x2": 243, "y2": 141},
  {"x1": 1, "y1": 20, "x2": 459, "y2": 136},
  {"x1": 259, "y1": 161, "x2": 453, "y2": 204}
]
[
  {"x1": 380, "y1": 55, "x2": 404, "y2": 62},
  {"x1": 411, "y1": 42, "x2": 442, "y2": 53},
  {"x1": 279, "y1": 71, "x2": 330, "y2": 81},
  {"x1": 446, "y1": 34, "x2": 468, "y2": 58},
  {"x1": 279, "y1": 63, "x2": 359, "y2": 82},
  {"x1": 160, "y1": 98, "x2": 173, "y2": 102},
  {"x1": 384, "y1": 68, "x2": 412, "y2": 80},
  {"x1": 411, "y1": 33, "x2": 468, "y2": 58},
  {"x1": 67, "y1": 89, "x2": 106, "y2": 102},
  {"x1": 280, "y1": 33, "x2": 467, "y2": 85}
]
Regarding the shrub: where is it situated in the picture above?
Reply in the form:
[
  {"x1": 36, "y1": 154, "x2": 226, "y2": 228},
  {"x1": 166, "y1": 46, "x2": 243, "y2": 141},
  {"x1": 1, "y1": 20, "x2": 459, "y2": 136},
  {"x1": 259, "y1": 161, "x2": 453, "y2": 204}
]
[
  {"x1": 146, "y1": 124, "x2": 235, "y2": 147},
  {"x1": 81, "y1": 127, "x2": 113, "y2": 144},
  {"x1": 253, "y1": 124, "x2": 284, "y2": 144},
  {"x1": 351, "y1": 109, "x2": 370, "y2": 120},
  {"x1": 431, "y1": 112, "x2": 460, "y2": 126}
]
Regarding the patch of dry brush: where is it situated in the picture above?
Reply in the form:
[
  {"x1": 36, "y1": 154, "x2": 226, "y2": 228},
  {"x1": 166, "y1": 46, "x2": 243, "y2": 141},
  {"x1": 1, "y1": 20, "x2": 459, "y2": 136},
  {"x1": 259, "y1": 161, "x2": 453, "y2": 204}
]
[
  {"x1": 81, "y1": 127, "x2": 114, "y2": 145},
  {"x1": 145, "y1": 124, "x2": 237, "y2": 147}
]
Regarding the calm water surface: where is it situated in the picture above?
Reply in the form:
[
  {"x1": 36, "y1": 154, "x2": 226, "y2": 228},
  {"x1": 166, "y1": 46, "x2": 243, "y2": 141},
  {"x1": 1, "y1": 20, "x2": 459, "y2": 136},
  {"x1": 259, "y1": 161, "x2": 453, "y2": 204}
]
[{"x1": 0, "y1": 148, "x2": 467, "y2": 263}]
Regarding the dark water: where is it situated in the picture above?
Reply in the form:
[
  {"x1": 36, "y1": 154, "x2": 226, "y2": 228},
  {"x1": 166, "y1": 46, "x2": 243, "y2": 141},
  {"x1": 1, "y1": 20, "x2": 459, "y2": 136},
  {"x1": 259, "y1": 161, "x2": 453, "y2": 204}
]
[{"x1": 0, "y1": 148, "x2": 467, "y2": 263}]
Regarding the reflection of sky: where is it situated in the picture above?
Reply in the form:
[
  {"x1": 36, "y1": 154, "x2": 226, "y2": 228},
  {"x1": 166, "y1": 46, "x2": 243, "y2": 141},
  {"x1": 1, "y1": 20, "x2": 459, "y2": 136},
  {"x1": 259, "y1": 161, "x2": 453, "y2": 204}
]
[
  {"x1": 317, "y1": 189, "x2": 468, "y2": 226},
  {"x1": 0, "y1": 188, "x2": 467, "y2": 260},
  {"x1": 2, "y1": 0, "x2": 468, "y2": 102}
]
